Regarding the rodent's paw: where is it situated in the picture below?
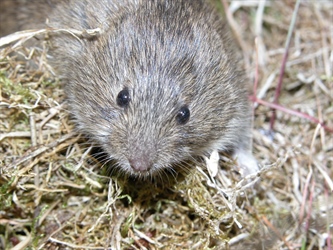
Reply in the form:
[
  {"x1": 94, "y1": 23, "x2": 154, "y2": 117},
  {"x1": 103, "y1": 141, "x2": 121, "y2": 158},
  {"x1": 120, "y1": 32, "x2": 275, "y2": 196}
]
[{"x1": 233, "y1": 150, "x2": 259, "y2": 177}]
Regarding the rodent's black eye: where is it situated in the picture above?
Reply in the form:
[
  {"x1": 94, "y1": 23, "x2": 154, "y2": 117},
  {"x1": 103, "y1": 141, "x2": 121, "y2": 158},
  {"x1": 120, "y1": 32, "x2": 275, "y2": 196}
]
[
  {"x1": 176, "y1": 105, "x2": 190, "y2": 125},
  {"x1": 116, "y1": 88, "x2": 130, "y2": 108}
]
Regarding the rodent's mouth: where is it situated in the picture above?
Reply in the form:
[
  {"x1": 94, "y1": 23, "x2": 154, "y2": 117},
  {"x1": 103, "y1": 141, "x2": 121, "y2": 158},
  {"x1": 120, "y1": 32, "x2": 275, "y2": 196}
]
[
  {"x1": 89, "y1": 146, "x2": 196, "y2": 182},
  {"x1": 125, "y1": 164, "x2": 189, "y2": 184}
]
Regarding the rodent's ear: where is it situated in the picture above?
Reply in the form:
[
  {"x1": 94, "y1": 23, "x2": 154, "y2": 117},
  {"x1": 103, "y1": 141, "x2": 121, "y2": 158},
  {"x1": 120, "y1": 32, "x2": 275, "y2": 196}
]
[
  {"x1": 176, "y1": 105, "x2": 190, "y2": 125},
  {"x1": 116, "y1": 88, "x2": 131, "y2": 108}
]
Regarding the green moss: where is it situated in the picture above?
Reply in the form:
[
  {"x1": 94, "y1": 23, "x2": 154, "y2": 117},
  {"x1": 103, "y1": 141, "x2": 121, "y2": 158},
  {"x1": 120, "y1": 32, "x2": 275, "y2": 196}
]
[
  {"x1": 0, "y1": 177, "x2": 15, "y2": 210},
  {"x1": 0, "y1": 71, "x2": 36, "y2": 103}
]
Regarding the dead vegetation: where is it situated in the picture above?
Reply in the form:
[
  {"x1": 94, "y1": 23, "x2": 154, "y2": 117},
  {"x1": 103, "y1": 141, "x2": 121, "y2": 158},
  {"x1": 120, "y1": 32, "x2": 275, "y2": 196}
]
[{"x1": 0, "y1": 0, "x2": 332, "y2": 249}]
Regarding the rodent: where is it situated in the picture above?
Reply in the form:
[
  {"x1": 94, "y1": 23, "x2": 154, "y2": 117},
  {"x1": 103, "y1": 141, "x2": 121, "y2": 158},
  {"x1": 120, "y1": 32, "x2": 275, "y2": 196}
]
[{"x1": 0, "y1": 0, "x2": 258, "y2": 179}]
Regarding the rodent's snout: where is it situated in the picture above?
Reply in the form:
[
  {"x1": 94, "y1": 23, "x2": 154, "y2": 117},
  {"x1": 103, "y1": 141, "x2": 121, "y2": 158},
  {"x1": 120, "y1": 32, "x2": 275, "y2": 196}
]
[
  {"x1": 128, "y1": 155, "x2": 152, "y2": 172},
  {"x1": 126, "y1": 142, "x2": 157, "y2": 173}
]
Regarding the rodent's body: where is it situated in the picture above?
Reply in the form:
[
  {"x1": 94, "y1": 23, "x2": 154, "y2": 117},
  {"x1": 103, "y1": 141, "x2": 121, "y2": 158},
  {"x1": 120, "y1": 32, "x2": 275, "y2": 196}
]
[{"x1": 1, "y1": 0, "x2": 258, "y2": 178}]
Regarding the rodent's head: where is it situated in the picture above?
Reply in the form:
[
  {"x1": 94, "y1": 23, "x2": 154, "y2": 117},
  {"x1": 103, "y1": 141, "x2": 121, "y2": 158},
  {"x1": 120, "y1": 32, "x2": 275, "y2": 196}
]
[{"x1": 60, "y1": 2, "x2": 250, "y2": 178}]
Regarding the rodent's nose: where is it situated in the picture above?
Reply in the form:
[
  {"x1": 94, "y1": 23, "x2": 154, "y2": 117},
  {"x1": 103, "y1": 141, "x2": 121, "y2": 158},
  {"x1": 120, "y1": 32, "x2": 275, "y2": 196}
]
[{"x1": 129, "y1": 156, "x2": 152, "y2": 172}]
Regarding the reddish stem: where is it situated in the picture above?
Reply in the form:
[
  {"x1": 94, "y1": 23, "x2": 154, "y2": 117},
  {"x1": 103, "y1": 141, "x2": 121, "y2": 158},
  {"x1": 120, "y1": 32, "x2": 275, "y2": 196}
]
[
  {"x1": 304, "y1": 180, "x2": 315, "y2": 232},
  {"x1": 269, "y1": 50, "x2": 289, "y2": 130},
  {"x1": 325, "y1": 186, "x2": 332, "y2": 249},
  {"x1": 269, "y1": 0, "x2": 301, "y2": 131},
  {"x1": 250, "y1": 96, "x2": 333, "y2": 133}
]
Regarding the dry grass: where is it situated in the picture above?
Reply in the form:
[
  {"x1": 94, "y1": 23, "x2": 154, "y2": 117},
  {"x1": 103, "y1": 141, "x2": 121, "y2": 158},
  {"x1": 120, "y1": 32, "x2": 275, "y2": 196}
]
[{"x1": 0, "y1": 0, "x2": 332, "y2": 249}]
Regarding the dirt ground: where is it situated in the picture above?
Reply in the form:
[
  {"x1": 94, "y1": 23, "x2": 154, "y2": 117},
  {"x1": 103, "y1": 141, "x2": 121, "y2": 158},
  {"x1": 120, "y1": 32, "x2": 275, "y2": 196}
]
[{"x1": 0, "y1": 0, "x2": 332, "y2": 249}]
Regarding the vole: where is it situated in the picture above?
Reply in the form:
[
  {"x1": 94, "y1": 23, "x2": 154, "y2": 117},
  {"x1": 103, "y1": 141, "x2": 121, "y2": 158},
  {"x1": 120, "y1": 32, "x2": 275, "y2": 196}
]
[{"x1": 0, "y1": 0, "x2": 258, "y2": 179}]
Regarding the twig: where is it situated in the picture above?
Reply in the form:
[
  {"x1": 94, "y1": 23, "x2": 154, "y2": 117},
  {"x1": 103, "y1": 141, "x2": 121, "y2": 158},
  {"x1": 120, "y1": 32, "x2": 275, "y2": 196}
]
[
  {"x1": 304, "y1": 180, "x2": 315, "y2": 233},
  {"x1": 250, "y1": 96, "x2": 333, "y2": 133},
  {"x1": 260, "y1": 215, "x2": 293, "y2": 250},
  {"x1": 299, "y1": 169, "x2": 312, "y2": 223},
  {"x1": 269, "y1": 0, "x2": 302, "y2": 131},
  {"x1": 220, "y1": 0, "x2": 250, "y2": 70},
  {"x1": 324, "y1": 186, "x2": 332, "y2": 249}
]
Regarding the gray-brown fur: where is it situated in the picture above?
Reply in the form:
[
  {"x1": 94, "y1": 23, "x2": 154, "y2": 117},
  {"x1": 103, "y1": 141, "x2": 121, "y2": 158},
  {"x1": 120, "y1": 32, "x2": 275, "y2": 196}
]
[{"x1": 0, "y1": 0, "x2": 258, "y2": 178}]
